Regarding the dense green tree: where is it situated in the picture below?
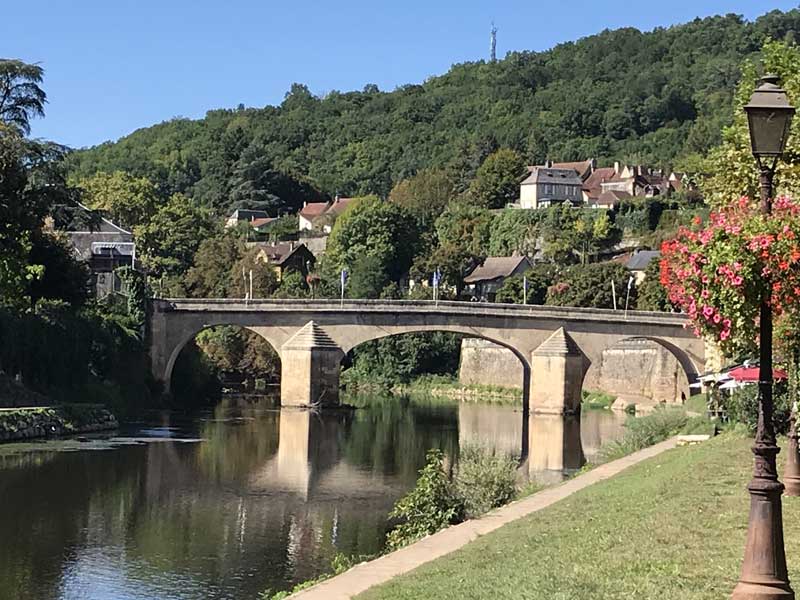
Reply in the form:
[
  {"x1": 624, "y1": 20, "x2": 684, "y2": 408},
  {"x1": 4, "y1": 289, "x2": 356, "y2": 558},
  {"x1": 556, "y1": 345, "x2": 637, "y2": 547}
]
[
  {"x1": 347, "y1": 332, "x2": 463, "y2": 385},
  {"x1": 573, "y1": 210, "x2": 620, "y2": 265},
  {"x1": 468, "y1": 149, "x2": 526, "y2": 209},
  {"x1": 346, "y1": 254, "x2": 391, "y2": 299},
  {"x1": 0, "y1": 59, "x2": 46, "y2": 135},
  {"x1": 184, "y1": 234, "x2": 244, "y2": 298},
  {"x1": 546, "y1": 262, "x2": 636, "y2": 309},
  {"x1": 389, "y1": 168, "x2": 455, "y2": 230},
  {"x1": 26, "y1": 232, "x2": 91, "y2": 309},
  {"x1": 636, "y1": 259, "x2": 671, "y2": 311},
  {"x1": 494, "y1": 265, "x2": 556, "y2": 305},
  {"x1": 134, "y1": 193, "x2": 216, "y2": 283},
  {"x1": 426, "y1": 203, "x2": 492, "y2": 292},
  {"x1": 539, "y1": 204, "x2": 580, "y2": 264},
  {"x1": 77, "y1": 171, "x2": 159, "y2": 230},
  {"x1": 487, "y1": 209, "x2": 542, "y2": 256},
  {"x1": 326, "y1": 196, "x2": 420, "y2": 283}
]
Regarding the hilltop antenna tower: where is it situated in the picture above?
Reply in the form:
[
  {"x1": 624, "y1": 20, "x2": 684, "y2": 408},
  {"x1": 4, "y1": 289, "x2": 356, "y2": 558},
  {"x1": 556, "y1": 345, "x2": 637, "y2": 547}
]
[{"x1": 490, "y1": 22, "x2": 497, "y2": 62}]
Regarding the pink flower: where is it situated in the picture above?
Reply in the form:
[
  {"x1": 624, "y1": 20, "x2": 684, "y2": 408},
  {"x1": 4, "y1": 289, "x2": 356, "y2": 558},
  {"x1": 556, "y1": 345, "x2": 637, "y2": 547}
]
[
  {"x1": 720, "y1": 330, "x2": 730, "y2": 341},
  {"x1": 713, "y1": 314, "x2": 721, "y2": 324},
  {"x1": 702, "y1": 306, "x2": 714, "y2": 319}
]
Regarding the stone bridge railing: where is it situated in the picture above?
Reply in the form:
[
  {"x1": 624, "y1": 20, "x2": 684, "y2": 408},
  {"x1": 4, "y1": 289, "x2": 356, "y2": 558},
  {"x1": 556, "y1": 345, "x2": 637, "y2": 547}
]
[{"x1": 149, "y1": 298, "x2": 701, "y2": 414}]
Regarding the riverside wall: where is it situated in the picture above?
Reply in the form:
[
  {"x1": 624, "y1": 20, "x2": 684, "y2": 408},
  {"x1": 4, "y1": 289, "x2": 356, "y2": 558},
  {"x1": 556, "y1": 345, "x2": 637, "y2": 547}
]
[
  {"x1": 459, "y1": 337, "x2": 687, "y2": 403},
  {"x1": 0, "y1": 406, "x2": 118, "y2": 442}
]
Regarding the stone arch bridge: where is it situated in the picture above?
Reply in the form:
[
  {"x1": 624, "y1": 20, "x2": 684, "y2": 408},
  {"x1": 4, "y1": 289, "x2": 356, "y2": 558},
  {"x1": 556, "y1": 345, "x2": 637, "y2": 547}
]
[{"x1": 149, "y1": 299, "x2": 704, "y2": 414}]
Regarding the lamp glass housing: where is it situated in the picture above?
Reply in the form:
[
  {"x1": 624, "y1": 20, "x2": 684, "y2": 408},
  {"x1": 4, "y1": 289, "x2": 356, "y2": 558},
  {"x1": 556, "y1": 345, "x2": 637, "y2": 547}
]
[{"x1": 744, "y1": 75, "x2": 795, "y2": 159}]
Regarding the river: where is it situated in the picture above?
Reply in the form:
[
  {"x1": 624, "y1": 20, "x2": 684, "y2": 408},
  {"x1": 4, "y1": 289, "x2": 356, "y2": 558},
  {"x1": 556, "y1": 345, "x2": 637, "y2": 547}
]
[{"x1": 0, "y1": 395, "x2": 625, "y2": 600}]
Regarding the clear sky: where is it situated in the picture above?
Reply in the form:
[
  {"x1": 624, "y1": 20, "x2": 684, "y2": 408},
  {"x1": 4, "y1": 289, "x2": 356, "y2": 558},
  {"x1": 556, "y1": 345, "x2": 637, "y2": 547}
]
[{"x1": 4, "y1": 1, "x2": 798, "y2": 148}]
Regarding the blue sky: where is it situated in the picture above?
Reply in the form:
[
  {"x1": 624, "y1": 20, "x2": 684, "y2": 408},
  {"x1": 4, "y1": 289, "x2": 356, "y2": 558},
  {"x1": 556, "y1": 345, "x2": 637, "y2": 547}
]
[{"x1": 4, "y1": 1, "x2": 798, "y2": 148}]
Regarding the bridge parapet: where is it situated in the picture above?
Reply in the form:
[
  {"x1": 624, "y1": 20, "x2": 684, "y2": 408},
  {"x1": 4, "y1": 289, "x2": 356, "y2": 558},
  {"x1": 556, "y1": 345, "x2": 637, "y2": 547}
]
[{"x1": 148, "y1": 298, "x2": 702, "y2": 412}]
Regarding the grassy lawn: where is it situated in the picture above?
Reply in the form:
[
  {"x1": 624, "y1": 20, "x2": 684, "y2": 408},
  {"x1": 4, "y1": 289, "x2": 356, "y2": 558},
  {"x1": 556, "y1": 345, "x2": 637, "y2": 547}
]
[{"x1": 357, "y1": 433, "x2": 800, "y2": 600}]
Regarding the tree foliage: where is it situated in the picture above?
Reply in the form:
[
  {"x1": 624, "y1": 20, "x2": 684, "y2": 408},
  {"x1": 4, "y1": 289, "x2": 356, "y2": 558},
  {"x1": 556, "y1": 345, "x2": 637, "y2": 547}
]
[
  {"x1": 0, "y1": 59, "x2": 46, "y2": 135},
  {"x1": 68, "y1": 12, "x2": 800, "y2": 207},
  {"x1": 468, "y1": 149, "x2": 526, "y2": 209},
  {"x1": 77, "y1": 170, "x2": 159, "y2": 230},
  {"x1": 546, "y1": 262, "x2": 635, "y2": 309}
]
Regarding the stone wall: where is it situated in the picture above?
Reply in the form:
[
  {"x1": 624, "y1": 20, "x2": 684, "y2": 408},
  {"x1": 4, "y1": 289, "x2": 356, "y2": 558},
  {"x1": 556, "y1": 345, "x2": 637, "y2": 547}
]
[
  {"x1": 460, "y1": 337, "x2": 688, "y2": 404},
  {"x1": 0, "y1": 406, "x2": 118, "y2": 443},
  {"x1": 584, "y1": 337, "x2": 688, "y2": 403},
  {"x1": 458, "y1": 338, "x2": 524, "y2": 389}
]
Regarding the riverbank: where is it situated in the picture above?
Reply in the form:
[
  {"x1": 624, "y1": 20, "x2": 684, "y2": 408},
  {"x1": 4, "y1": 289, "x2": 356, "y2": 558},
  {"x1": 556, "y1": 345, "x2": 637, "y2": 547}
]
[
  {"x1": 348, "y1": 432, "x2": 794, "y2": 600},
  {"x1": 0, "y1": 405, "x2": 118, "y2": 442}
]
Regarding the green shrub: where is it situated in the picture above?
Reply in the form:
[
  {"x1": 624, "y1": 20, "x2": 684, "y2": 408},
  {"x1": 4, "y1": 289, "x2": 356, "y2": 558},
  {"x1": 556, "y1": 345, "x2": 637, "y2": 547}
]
[
  {"x1": 721, "y1": 382, "x2": 791, "y2": 435},
  {"x1": 454, "y1": 445, "x2": 517, "y2": 518},
  {"x1": 599, "y1": 407, "x2": 707, "y2": 462},
  {"x1": 386, "y1": 449, "x2": 464, "y2": 550}
]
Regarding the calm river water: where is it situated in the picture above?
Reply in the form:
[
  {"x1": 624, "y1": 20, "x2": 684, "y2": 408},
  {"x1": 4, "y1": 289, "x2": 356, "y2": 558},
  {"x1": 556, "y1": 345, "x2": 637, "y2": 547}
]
[{"x1": 0, "y1": 395, "x2": 625, "y2": 600}]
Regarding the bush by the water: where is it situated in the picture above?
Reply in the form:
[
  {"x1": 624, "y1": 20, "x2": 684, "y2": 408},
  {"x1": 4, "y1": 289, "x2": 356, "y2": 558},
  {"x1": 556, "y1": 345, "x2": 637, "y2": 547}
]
[
  {"x1": 386, "y1": 449, "x2": 464, "y2": 550},
  {"x1": 721, "y1": 382, "x2": 791, "y2": 435},
  {"x1": 386, "y1": 445, "x2": 519, "y2": 549},
  {"x1": 581, "y1": 390, "x2": 615, "y2": 409},
  {"x1": 599, "y1": 407, "x2": 713, "y2": 462},
  {"x1": 454, "y1": 445, "x2": 517, "y2": 519}
]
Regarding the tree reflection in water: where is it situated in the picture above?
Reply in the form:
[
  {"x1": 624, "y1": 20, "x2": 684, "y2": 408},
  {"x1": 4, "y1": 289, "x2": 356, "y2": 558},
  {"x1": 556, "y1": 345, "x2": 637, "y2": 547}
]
[{"x1": 0, "y1": 395, "x2": 623, "y2": 600}]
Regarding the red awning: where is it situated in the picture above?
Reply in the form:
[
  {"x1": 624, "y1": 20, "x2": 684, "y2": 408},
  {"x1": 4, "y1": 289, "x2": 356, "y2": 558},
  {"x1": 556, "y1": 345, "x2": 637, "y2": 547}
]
[{"x1": 727, "y1": 366, "x2": 788, "y2": 382}]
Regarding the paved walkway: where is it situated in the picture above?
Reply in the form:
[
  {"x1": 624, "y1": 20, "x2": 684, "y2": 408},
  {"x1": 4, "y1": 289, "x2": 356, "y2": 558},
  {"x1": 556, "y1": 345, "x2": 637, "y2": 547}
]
[{"x1": 290, "y1": 437, "x2": 680, "y2": 599}]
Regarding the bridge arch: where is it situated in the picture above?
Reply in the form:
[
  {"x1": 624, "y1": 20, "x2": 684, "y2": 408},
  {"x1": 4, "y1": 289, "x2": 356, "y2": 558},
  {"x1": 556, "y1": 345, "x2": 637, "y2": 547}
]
[
  {"x1": 338, "y1": 328, "x2": 532, "y2": 412},
  {"x1": 164, "y1": 324, "x2": 283, "y2": 396},
  {"x1": 583, "y1": 335, "x2": 699, "y2": 404}
]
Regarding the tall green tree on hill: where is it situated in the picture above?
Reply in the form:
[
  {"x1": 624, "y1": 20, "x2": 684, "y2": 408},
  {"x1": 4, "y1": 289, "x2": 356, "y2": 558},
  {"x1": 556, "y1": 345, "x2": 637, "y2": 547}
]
[
  {"x1": 468, "y1": 149, "x2": 526, "y2": 209},
  {"x1": 77, "y1": 171, "x2": 159, "y2": 230},
  {"x1": 0, "y1": 59, "x2": 46, "y2": 135},
  {"x1": 325, "y1": 196, "x2": 420, "y2": 285}
]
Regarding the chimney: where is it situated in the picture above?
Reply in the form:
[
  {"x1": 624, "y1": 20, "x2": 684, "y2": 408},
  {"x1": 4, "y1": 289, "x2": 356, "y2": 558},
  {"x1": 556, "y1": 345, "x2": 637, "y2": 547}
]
[
  {"x1": 545, "y1": 159, "x2": 553, "y2": 168},
  {"x1": 589, "y1": 158, "x2": 597, "y2": 172},
  {"x1": 613, "y1": 161, "x2": 620, "y2": 174}
]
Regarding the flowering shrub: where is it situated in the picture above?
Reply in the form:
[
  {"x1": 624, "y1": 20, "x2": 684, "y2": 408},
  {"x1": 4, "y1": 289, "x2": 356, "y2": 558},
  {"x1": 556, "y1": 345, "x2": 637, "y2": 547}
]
[{"x1": 661, "y1": 196, "x2": 800, "y2": 355}]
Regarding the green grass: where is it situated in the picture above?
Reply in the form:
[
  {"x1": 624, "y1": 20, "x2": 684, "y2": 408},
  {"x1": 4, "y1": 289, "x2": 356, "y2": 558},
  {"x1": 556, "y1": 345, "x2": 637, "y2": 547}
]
[
  {"x1": 356, "y1": 432, "x2": 800, "y2": 600},
  {"x1": 685, "y1": 393, "x2": 708, "y2": 415},
  {"x1": 581, "y1": 389, "x2": 616, "y2": 409},
  {"x1": 598, "y1": 407, "x2": 714, "y2": 462}
]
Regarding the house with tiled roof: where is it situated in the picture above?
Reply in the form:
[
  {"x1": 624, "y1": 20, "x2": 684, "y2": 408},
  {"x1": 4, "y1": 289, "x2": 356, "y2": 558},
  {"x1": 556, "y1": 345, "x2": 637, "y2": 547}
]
[
  {"x1": 225, "y1": 208, "x2": 270, "y2": 228},
  {"x1": 249, "y1": 241, "x2": 315, "y2": 281},
  {"x1": 298, "y1": 196, "x2": 359, "y2": 233},
  {"x1": 520, "y1": 166, "x2": 584, "y2": 209},
  {"x1": 298, "y1": 202, "x2": 329, "y2": 231},
  {"x1": 62, "y1": 203, "x2": 136, "y2": 298},
  {"x1": 463, "y1": 256, "x2": 532, "y2": 301},
  {"x1": 551, "y1": 158, "x2": 596, "y2": 181}
]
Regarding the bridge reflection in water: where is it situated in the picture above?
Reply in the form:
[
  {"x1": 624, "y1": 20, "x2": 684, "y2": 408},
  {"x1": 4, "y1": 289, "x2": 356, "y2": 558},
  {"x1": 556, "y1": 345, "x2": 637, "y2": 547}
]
[
  {"x1": 0, "y1": 397, "x2": 625, "y2": 600},
  {"x1": 262, "y1": 401, "x2": 626, "y2": 500}
]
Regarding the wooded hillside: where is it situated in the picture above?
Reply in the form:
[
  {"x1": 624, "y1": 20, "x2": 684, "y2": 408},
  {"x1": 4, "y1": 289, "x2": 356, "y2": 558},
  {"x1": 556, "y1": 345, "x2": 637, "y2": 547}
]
[{"x1": 67, "y1": 10, "x2": 800, "y2": 216}]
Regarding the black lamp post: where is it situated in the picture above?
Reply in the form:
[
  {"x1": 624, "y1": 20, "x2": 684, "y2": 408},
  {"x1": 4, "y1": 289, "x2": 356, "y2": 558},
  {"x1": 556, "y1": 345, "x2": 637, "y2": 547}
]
[{"x1": 732, "y1": 74, "x2": 795, "y2": 600}]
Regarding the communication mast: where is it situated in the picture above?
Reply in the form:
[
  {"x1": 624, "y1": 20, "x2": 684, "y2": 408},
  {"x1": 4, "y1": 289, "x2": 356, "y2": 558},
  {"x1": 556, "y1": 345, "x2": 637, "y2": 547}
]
[{"x1": 490, "y1": 22, "x2": 497, "y2": 62}]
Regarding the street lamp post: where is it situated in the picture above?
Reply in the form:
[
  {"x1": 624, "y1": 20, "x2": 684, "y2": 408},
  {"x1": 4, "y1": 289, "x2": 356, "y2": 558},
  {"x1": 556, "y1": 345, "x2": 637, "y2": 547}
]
[{"x1": 732, "y1": 74, "x2": 796, "y2": 600}]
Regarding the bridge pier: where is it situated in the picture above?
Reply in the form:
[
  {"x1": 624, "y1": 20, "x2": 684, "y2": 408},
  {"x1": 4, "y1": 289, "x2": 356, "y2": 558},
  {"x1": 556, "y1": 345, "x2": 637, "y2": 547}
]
[
  {"x1": 529, "y1": 328, "x2": 587, "y2": 415},
  {"x1": 280, "y1": 321, "x2": 344, "y2": 407},
  {"x1": 523, "y1": 413, "x2": 585, "y2": 479}
]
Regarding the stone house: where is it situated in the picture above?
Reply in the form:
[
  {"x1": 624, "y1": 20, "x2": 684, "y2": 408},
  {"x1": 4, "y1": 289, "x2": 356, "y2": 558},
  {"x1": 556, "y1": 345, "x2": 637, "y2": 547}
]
[
  {"x1": 298, "y1": 202, "x2": 329, "y2": 231},
  {"x1": 298, "y1": 197, "x2": 358, "y2": 233},
  {"x1": 225, "y1": 208, "x2": 270, "y2": 228},
  {"x1": 463, "y1": 256, "x2": 532, "y2": 301},
  {"x1": 625, "y1": 249, "x2": 661, "y2": 284},
  {"x1": 65, "y1": 207, "x2": 135, "y2": 298},
  {"x1": 249, "y1": 241, "x2": 316, "y2": 281},
  {"x1": 519, "y1": 165, "x2": 584, "y2": 209}
]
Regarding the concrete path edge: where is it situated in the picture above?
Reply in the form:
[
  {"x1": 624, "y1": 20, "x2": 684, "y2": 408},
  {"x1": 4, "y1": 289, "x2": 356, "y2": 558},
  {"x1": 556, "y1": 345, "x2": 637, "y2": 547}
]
[{"x1": 290, "y1": 436, "x2": 680, "y2": 600}]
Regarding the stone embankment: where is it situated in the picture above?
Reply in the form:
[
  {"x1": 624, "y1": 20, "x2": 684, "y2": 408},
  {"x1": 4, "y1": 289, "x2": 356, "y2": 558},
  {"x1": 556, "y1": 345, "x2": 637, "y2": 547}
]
[{"x1": 0, "y1": 406, "x2": 118, "y2": 442}]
